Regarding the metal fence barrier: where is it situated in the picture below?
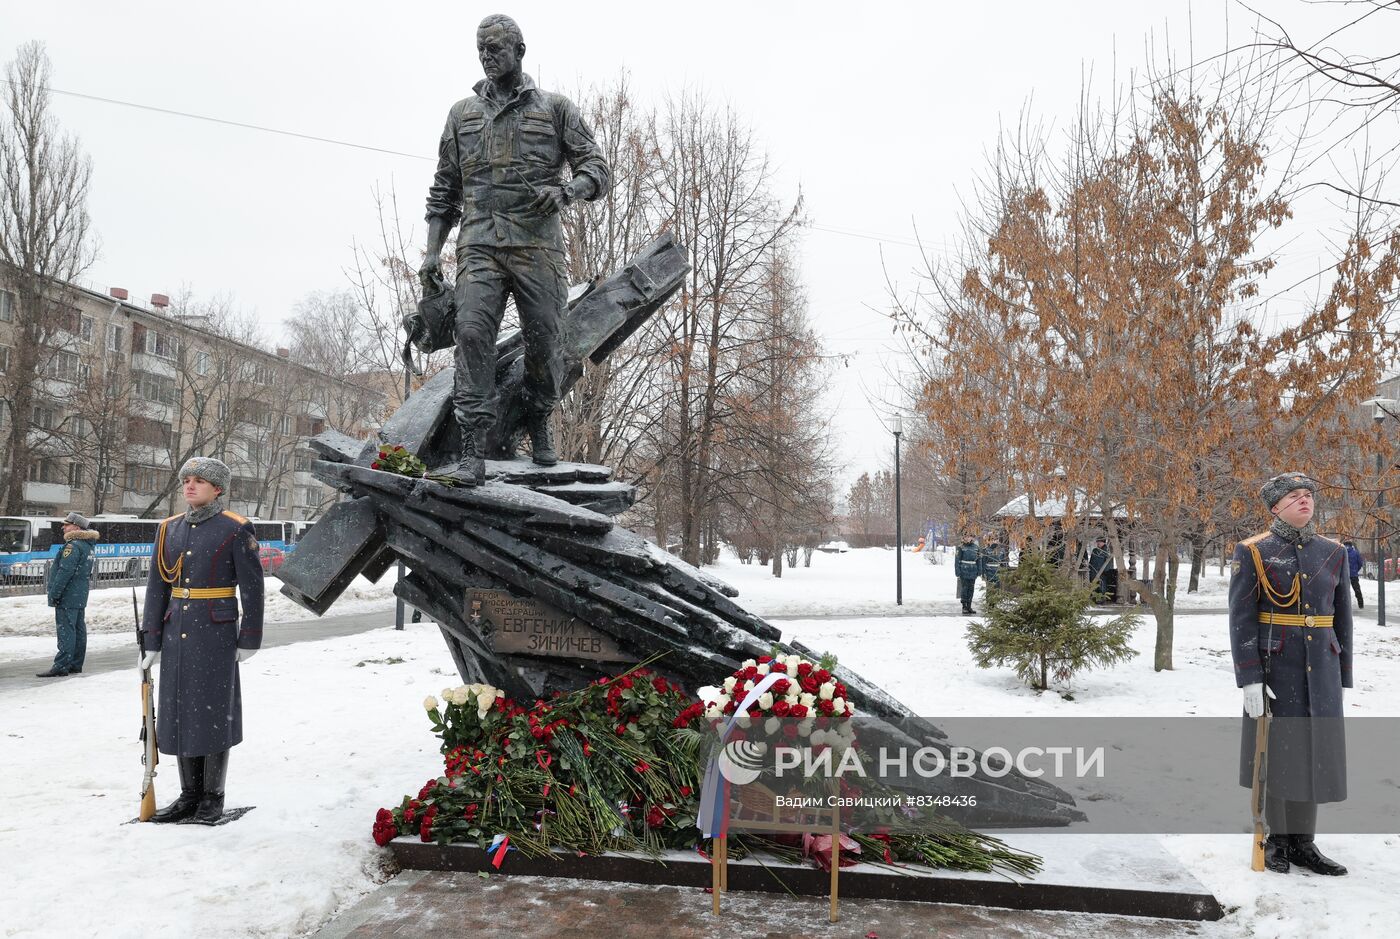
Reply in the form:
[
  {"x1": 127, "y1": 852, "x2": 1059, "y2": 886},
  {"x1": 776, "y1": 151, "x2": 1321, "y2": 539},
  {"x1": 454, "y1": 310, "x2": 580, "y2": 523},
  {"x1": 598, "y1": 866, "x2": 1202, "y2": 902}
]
[{"x1": 0, "y1": 557, "x2": 150, "y2": 599}]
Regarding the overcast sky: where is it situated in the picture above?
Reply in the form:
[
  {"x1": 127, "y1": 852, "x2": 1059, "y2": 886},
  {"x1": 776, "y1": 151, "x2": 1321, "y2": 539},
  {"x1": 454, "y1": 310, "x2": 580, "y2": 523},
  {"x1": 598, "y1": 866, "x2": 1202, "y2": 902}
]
[{"x1": 1, "y1": 0, "x2": 1377, "y2": 491}]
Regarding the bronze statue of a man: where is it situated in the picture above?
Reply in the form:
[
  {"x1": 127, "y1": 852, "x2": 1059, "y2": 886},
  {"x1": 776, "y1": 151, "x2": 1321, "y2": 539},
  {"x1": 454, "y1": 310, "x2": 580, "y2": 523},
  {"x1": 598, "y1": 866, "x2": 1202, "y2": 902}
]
[{"x1": 421, "y1": 13, "x2": 611, "y2": 484}]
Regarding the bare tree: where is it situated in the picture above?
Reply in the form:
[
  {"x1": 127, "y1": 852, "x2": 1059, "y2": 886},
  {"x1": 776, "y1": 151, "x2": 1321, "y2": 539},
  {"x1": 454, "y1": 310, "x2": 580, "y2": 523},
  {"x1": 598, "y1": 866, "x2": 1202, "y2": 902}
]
[{"x1": 0, "y1": 41, "x2": 96, "y2": 512}]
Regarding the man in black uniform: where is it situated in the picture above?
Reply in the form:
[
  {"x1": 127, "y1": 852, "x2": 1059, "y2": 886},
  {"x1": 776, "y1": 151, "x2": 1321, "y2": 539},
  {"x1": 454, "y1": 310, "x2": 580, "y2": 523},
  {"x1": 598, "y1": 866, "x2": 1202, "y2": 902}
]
[
  {"x1": 954, "y1": 534, "x2": 981, "y2": 615},
  {"x1": 421, "y1": 13, "x2": 611, "y2": 484},
  {"x1": 1229, "y1": 472, "x2": 1350, "y2": 875},
  {"x1": 140, "y1": 457, "x2": 264, "y2": 824}
]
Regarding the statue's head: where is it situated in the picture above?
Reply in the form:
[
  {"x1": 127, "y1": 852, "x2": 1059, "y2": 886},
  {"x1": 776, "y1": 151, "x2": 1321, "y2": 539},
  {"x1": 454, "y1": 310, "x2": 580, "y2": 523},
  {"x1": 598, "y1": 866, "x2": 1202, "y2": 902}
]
[{"x1": 477, "y1": 14, "x2": 525, "y2": 82}]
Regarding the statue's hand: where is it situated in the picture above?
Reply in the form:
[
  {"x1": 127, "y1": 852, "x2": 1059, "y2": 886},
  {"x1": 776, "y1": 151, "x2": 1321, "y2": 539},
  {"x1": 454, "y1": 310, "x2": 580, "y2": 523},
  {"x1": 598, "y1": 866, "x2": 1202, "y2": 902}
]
[
  {"x1": 418, "y1": 253, "x2": 442, "y2": 291},
  {"x1": 528, "y1": 185, "x2": 568, "y2": 216}
]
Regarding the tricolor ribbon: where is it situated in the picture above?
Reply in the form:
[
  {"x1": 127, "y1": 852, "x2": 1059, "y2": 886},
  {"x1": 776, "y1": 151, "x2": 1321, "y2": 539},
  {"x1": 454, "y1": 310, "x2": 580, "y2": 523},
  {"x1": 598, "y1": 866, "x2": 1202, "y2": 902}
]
[
  {"x1": 488, "y1": 833, "x2": 512, "y2": 869},
  {"x1": 697, "y1": 670, "x2": 786, "y2": 838}
]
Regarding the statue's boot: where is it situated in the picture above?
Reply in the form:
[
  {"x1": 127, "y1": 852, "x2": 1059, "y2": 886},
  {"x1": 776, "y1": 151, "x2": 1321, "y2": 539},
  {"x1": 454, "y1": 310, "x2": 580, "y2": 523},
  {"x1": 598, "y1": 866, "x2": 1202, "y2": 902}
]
[
  {"x1": 449, "y1": 418, "x2": 486, "y2": 486},
  {"x1": 151, "y1": 756, "x2": 203, "y2": 823},
  {"x1": 1264, "y1": 834, "x2": 1291, "y2": 873},
  {"x1": 1289, "y1": 836, "x2": 1347, "y2": 875},
  {"x1": 191, "y1": 750, "x2": 229, "y2": 825},
  {"x1": 527, "y1": 414, "x2": 558, "y2": 466}
]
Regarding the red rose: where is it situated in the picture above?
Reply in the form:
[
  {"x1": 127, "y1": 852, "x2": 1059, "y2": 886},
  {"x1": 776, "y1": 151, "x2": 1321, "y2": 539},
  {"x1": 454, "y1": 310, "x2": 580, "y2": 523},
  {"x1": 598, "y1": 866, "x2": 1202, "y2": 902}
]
[
  {"x1": 819, "y1": 699, "x2": 835, "y2": 716},
  {"x1": 646, "y1": 805, "x2": 666, "y2": 828},
  {"x1": 634, "y1": 760, "x2": 651, "y2": 774},
  {"x1": 801, "y1": 676, "x2": 820, "y2": 694},
  {"x1": 769, "y1": 662, "x2": 787, "y2": 674},
  {"x1": 679, "y1": 786, "x2": 692, "y2": 798},
  {"x1": 376, "y1": 808, "x2": 393, "y2": 824},
  {"x1": 372, "y1": 820, "x2": 396, "y2": 846},
  {"x1": 758, "y1": 655, "x2": 771, "y2": 664},
  {"x1": 814, "y1": 669, "x2": 831, "y2": 684},
  {"x1": 771, "y1": 679, "x2": 791, "y2": 696},
  {"x1": 797, "y1": 662, "x2": 813, "y2": 677},
  {"x1": 772, "y1": 700, "x2": 791, "y2": 717},
  {"x1": 789, "y1": 704, "x2": 809, "y2": 720},
  {"x1": 835, "y1": 682, "x2": 848, "y2": 699},
  {"x1": 616, "y1": 724, "x2": 627, "y2": 736},
  {"x1": 782, "y1": 723, "x2": 800, "y2": 739},
  {"x1": 652, "y1": 676, "x2": 669, "y2": 694}
]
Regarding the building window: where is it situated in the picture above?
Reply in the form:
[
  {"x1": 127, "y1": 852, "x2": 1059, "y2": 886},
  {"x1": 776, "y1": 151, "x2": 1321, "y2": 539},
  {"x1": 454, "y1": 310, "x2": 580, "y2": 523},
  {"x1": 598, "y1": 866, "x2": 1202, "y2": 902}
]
[
  {"x1": 132, "y1": 370, "x2": 177, "y2": 406},
  {"x1": 294, "y1": 451, "x2": 314, "y2": 472},
  {"x1": 77, "y1": 363, "x2": 92, "y2": 388},
  {"x1": 195, "y1": 350, "x2": 210, "y2": 375},
  {"x1": 279, "y1": 414, "x2": 293, "y2": 435},
  {"x1": 80, "y1": 314, "x2": 95, "y2": 343},
  {"x1": 68, "y1": 463, "x2": 85, "y2": 488},
  {"x1": 276, "y1": 489, "x2": 289, "y2": 509},
  {"x1": 135, "y1": 324, "x2": 178, "y2": 359},
  {"x1": 32, "y1": 405, "x2": 57, "y2": 430},
  {"x1": 217, "y1": 398, "x2": 228, "y2": 421},
  {"x1": 0, "y1": 288, "x2": 13, "y2": 321},
  {"x1": 0, "y1": 345, "x2": 9, "y2": 372},
  {"x1": 124, "y1": 464, "x2": 165, "y2": 494},
  {"x1": 28, "y1": 459, "x2": 63, "y2": 484},
  {"x1": 46, "y1": 350, "x2": 80, "y2": 383},
  {"x1": 252, "y1": 363, "x2": 273, "y2": 386},
  {"x1": 127, "y1": 416, "x2": 174, "y2": 449},
  {"x1": 107, "y1": 323, "x2": 124, "y2": 353}
]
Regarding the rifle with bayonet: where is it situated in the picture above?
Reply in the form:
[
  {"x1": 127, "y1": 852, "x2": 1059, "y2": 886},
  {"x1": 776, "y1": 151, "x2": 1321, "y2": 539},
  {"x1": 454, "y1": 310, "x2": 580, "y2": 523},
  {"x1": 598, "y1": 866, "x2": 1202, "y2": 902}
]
[
  {"x1": 1249, "y1": 680, "x2": 1271, "y2": 871},
  {"x1": 134, "y1": 588, "x2": 158, "y2": 821}
]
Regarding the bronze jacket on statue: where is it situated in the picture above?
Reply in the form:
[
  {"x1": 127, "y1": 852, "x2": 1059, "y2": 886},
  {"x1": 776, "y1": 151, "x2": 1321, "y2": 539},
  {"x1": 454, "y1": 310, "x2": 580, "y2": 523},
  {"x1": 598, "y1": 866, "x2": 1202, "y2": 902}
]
[
  {"x1": 141, "y1": 510, "x2": 264, "y2": 757},
  {"x1": 425, "y1": 74, "x2": 610, "y2": 253}
]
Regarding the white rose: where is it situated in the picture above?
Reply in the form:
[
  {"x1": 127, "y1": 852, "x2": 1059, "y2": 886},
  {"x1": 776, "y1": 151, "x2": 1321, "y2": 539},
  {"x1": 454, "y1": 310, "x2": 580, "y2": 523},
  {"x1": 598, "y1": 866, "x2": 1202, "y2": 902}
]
[
  {"x1": 705, "y1": 703, "x2": 722, "y2": 721},
  {"x1": 844, "y1": 700, "x2": 856, "y2": 717},
  {"x1": 477, "y1": 690, "x2": 497, "y2": 715},
  {"x1": 742, "y1": 659, "x2": 757, "y2": 669},
  {"x1": 697, "y1": 685, "x2": 721, "y2": 704},
  {"x1": 765, "y1": 716, "x2": 781, "y2": 736},
  {"x1": 810, "y1": 729, "x2": 828, "y2": 747},
  {"x1": 756, "y1": 663, "x2": 770, "y2": 676},
  {"x1": 798, "y1": 719, "x2": 815, "y2": 737},
  {"x1": 723, "y1": 676, "x2": 738, "y2": 693},
  {"x1": 799, "y1": 692, "x2": 816, "y2": 708},
  {"x1": 785, "y1": 694, "x2": 800, "y2": 706},
  {"x1": 831, "y1": 696, "x2": 847, "y2": 715},
  {"x1": 737, "y1": 713, "x2": 752, "y2": 729},
  {"x1": 715, "y1": 694, "x2": 730, "y2": 712},
  {"x1": 819, "y1": 682, "x2": 835, "y2": 701},
  {"x1": 758, "y1": 692, "x2": 774, "y2": 711},
  {"x1": 423, "y1": 695, "x2": 439, "y2": 712},
  {"x1": 742, "y1": 680, "x2": 754, "y2": 693}
]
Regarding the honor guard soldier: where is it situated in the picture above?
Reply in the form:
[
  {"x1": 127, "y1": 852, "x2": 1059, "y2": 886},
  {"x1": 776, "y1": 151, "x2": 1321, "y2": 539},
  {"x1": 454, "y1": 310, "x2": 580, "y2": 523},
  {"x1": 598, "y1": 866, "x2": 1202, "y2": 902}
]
[
  {"x1": 1229, "y1": 472, "x2": 1351, "y2": 875},
  {"x1": 139, "y1": 457, "x2": 264, "y2": 825}
]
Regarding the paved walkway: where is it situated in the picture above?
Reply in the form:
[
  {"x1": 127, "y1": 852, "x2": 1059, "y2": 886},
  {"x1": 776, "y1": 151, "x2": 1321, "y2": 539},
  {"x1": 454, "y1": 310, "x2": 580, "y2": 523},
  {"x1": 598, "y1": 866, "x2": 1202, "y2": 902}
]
[
  {"x1": 0, "y1": 607, "x2": 396, "y2": 690},
  {"x1": 312, "y1": 871, "x2": 1218, "y2": 939}
]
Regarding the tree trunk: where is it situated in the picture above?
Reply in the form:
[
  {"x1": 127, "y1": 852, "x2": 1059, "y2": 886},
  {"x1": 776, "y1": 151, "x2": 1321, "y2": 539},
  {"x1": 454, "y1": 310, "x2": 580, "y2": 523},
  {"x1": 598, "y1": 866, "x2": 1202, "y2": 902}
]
[
  {"x1": 1188, "y1": 532, "x2": 1205, "y2": 593},
  {"x1": 1039, "y1": 653, "x2": 1048, "y2": 691}
]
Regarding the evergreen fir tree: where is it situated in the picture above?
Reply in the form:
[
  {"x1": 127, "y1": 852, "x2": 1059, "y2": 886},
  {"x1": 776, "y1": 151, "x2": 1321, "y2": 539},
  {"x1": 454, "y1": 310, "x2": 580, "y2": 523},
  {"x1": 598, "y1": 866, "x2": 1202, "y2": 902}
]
[{"x1": 966, "y1": 551, "x2": 1139, "y2": 691}]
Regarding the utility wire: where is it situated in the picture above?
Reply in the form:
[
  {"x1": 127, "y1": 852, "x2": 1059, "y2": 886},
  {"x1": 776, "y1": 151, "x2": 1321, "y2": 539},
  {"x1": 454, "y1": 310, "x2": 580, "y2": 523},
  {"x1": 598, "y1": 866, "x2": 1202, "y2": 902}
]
[{"x1": 6, "y1": 80, "x2": 434, "y2": 161}]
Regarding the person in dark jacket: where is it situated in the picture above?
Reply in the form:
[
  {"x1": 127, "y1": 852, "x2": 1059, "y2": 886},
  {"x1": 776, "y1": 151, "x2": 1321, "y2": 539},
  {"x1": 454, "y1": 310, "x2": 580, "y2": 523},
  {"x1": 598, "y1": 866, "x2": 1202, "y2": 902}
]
[
  {"x1": 1343, "y1": 540, "x2": 1364, "y2": 609},
  {"x1": 140, "y1": 457, "x2": 264, "y2": 825},
  {"x1": 1229, "y1": 472, "x2": 1351, "y2": 876},
  {"x1": 978, "y1": 534, "x2": 1006, "y2": 588},
  {"x1": 1088, "y1": 537, "x2": 1115, "y2": 603},
  {"x1": 954, "y1": 534, "x2": 981, "y2": 614},
  {"x1": 36, "y1": 512, "x2": 100, "y2": 678}
]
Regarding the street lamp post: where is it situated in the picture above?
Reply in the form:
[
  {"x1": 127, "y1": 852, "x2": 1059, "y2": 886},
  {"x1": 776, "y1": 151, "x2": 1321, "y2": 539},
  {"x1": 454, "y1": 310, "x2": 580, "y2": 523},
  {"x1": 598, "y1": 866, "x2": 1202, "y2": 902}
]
[
  {"x1": 893, "y1": 415, "x2": 903, "y2": 606},
  {"x1": 1363, "y1": 396, "x2": 1398, "y2": 628}
]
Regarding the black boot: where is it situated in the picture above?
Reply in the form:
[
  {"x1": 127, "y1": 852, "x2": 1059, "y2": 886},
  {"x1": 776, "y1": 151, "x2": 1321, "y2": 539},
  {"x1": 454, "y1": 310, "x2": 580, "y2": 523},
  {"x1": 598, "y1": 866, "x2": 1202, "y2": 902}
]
[
  {"x1": 527, "y1": 413, "x2": 558, "y2": 466},
  {"x1": 1263, "y1": 834, "x2": 1291, "y2": 873},
  {"x1": 152, "y1": 756, "x2": 204, "y2": 823},
  {"x1": 191, "y1": 750, "x2": 229, "y2": 825},
  {"x1": 450, "y1": 419, "x2": 486, "y2": 486},
  {"x1": 1288, "y1": 836, "x2": 1348, "y2": 875}
]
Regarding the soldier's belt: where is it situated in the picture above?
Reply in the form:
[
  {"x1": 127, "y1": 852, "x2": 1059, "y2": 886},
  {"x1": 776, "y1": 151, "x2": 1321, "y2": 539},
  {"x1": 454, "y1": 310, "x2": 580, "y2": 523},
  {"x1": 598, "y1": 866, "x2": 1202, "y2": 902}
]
[
  {"x1": 1258, "y1": 612, "x2": 1334, "y2": 627},
  {"x1": 170, "y1": 587, "x2": 237, "y2": 599}
]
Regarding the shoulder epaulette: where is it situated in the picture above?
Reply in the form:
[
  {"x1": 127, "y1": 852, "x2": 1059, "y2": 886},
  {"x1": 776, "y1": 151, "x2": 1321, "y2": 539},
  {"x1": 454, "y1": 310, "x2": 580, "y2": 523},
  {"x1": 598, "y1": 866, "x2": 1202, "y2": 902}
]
[
  {"x1": 221, "y1": 510, "x2": 249, "y2": 524},
  {"x1": 162, "y1": 513, "x2": 182, "y2": 524},
  {"x1": 1240, "y1": 531, "x2": 1269, "y2": 546}
]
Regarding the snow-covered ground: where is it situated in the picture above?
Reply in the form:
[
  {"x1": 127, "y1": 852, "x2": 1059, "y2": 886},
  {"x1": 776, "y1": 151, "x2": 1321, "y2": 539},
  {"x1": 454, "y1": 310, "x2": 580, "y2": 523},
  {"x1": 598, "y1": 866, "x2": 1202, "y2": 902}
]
[{"x1": 1, "y1": 546, "x2": 1396, "y2": 937}]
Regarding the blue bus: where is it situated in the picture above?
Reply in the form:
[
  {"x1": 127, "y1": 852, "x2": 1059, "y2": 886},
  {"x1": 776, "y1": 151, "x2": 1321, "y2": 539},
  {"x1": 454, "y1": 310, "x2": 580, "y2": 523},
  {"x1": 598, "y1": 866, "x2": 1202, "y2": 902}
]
[{"x1": 0, "y1": 515, "x2": 305, "y2": 581}]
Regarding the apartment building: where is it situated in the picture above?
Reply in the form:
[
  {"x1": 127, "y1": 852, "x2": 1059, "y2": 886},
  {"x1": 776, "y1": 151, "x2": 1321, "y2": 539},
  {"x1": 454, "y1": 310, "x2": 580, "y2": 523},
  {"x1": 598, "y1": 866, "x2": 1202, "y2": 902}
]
[{"x1": 0, "y1": 277, "x2": 388, "y2": 520}]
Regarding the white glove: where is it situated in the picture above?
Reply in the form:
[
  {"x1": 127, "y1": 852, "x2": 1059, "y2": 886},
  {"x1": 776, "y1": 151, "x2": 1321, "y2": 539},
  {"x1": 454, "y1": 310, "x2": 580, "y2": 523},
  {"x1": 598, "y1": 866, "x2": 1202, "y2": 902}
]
[
  {"x1": 140, "y1": 651, "x2": 159, "y2": 670},
  {"x1": 237, "y1": 648, "x2": 257, "y2": 663},
  {"x1": 1242, "y1": 682, "x2": 1277, "y2": 719}
]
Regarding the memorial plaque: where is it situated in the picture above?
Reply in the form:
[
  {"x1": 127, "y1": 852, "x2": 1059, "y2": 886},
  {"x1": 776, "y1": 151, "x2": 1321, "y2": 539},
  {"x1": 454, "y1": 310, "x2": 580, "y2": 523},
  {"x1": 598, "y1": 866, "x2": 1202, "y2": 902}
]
[{"x1": 470, "y1": 590, "x2": 636, "y2": 663}]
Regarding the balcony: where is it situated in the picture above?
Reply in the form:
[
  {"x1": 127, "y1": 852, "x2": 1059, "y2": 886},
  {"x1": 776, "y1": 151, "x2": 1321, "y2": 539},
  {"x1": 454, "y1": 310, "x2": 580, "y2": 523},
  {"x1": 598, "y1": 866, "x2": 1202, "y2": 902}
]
[
  {"x1": 121, "y1": 490, "x2": 167, "y2": 513},
  {"x1": 23, "y1": 481, "x2": 71, "y2": 505},
  {"x1": 131, "y1": 351, "x2": 177, "y2": 377}
]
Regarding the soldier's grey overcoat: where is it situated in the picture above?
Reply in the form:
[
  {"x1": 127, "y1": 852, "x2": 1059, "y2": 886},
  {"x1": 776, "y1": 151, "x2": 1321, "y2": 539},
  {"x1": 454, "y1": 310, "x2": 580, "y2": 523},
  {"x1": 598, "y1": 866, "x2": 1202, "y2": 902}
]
[
  {"x1": 1229, "y1": 530, "x2": 1352, "y2": 802},
  {"x1": 141, "y1": 510, "x2": 264, "y2": 757}
]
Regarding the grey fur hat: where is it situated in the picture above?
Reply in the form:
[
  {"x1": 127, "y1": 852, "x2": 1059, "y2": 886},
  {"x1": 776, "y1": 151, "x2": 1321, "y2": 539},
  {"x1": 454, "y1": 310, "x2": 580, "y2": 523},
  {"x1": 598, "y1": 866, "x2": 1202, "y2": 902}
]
[
  {"x1": 179, "y1": 456, "x2": 231, "y2": 493},
  {"x1": 62, "y1": 512, "x2": 90, "y2": 530},
  {"x1": 1260, "y1": 472, "x2": 1318, "y2": 510}
]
